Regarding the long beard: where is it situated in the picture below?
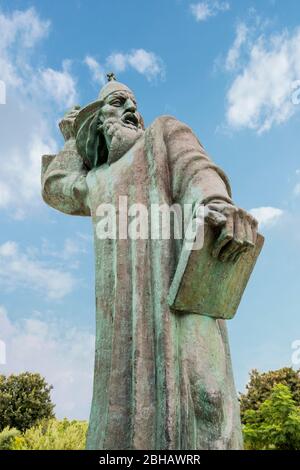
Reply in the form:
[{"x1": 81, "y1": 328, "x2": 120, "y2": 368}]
[{"x1": 102, "y1": 118, "x2": 144, "y2": 164}]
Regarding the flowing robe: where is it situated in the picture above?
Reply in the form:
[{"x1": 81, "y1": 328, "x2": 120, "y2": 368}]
[{"x1": 42, "y1": 116, "x2": 243, "y2": 450}]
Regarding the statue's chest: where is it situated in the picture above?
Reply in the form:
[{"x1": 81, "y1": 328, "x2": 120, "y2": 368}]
[{"x1": 86, "y1": 138, "x2": 152, "y2": 215}]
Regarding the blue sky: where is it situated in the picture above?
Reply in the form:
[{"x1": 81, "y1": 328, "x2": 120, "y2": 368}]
[{"x1": 0, "y1": 0, "x2": 300, "y2": 419}]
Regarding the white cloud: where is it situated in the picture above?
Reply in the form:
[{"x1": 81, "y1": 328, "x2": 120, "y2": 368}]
[
  {"x1": 0, "y1": 121, "x2": 56, "y2": 216},
  {"x1": 0, "y1": 7, "x2": 50, "y2": 50},
  {"x1": 190, "y1": 1, "x2": 230, "y2": 22},
  {"x1": 84, "y1": 55, "x2": 106, "y2": 85},
  {"x1": 0, "y1": 306, "x2": 94, "y2": 419},
  {"x1": 225, "y1": 23, "x2": 300, "y2": 133},
  {"x1": 38, "y1": 60, "x2": 77, "y2": 109},
  {"x1": 41, "y1": 234, "x2": 90, "y2": 265},
  {"x1": 294, "y1": 183, "x2": 300, "y2": 196},
  {"x1": 0, "y1": 241, "x2": 76, "y2": 299},
  {"x1": 85, "y1": 49, "x2": 165, "y2": 84},
  {"x1": 0, "y1": 7, "x2": 78, "y2": 217},
  {"x1": 225, "y1": 23, "x2": 248, "y2": 71},
  {"x1": 107, "y1": 52, "x2": 127, "y2": 72},
  {"x1": 0, "y1": 7, "x2": 50, "y2": 86},
  {"x1": 250, "y1": 206, "x2": 283, "y2": 228},
  {"x1": 127, "y1": 49, "x2": 164, "y2": 80},
  {"x1": 106, "y1": 49, "x2": 165, "y2": 82},
  {"x1": 63, "y1": 238, "x2": 87, "y2": 258}
]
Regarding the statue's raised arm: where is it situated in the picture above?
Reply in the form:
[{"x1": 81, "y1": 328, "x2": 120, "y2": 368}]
[{"x1": 41, "y1": 106, "x2": 90, "y2": 216}]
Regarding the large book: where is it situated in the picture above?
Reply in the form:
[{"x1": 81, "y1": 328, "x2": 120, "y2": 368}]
[{"x1": 168, "y1": 223, "x2": 264, "y2": 320}]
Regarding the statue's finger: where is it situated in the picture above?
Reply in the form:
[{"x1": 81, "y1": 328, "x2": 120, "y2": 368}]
[
  {"x1": 219, "y1": 211, "x2": 244, "y2": 261},
  {"x1": 236, "y1": 209, "x2": 246, "y2": 241},
  {"x1": 251, "y1": 217, "x2": 258, "y2": 245},
  {"x1": 207, "y1": 203, "x2": 237, "y2": 216},
  {"x1": 235, "y1": 210, "x2": 255, "y2": 257},
  {"x1": 231, "y1": 246, "x2": 248, "y2": 263},
  {"x1": 219, "y1": 238, "x2": 244, "y2": 262},
  {"x1": 231, "y1": 215, "x2": 257, "y2": 262},
  {"x1": 221, "y1": 210, "x2": 245, "y2": 262},
  {"x1": 244, "y1": 215, "x2": 255, "y2": 248},
  {"x1": 205, "y1": 209, "x2": 227, "y2": 226},
  {"x1": 211, "y1": 213, "x2": 234, "y2": 258}
]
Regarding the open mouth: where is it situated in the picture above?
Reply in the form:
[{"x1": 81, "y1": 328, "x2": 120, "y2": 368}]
[{"x1": 121, "y1": 112, "x2": 139, "y2": 128}]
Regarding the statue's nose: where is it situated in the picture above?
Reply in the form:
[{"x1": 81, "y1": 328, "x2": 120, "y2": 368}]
[{"x1": 124, "y1": 98, "x2": 136, "y2": 112}]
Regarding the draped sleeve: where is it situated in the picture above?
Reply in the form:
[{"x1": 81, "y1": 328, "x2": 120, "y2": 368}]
[
  {"x1": 41, "y1": 138, "x2": 90, "y2": 216},
  {"x1": 159, "y1": 115, "x2": 233, "y2": 207}
]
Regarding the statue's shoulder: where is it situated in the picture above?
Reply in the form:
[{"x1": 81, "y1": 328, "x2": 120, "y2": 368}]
[
  {"x1": 149, "y1": 115, "x2": 204, "y2": 147},
  {"x1": 149, "y1": 115, "x2": 197, "y2": 138},
  {"x1": 150, "y1": 115, "x2": 189, "y2": 133}
]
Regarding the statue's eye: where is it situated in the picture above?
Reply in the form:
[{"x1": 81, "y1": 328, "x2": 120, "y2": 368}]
[{"x1": 110, "y1": 99, "x2": 123, "y2": 107}]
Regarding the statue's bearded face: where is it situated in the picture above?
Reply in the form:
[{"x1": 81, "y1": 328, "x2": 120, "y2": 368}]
[{"x1": 98, "y1": 90, "x2": 144, "y2": 164}]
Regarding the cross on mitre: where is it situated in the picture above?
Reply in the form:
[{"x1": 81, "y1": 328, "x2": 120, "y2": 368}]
[{"x1": 107, "y1": 72, "x2": 117, "y2": 82}]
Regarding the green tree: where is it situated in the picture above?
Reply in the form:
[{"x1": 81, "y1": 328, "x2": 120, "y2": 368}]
[
  {"x1": 0, "y1": 373, "x2": 54, "y2": 432},
  {"x1": 243, "y1": 383, "x2": 300, "y2": 450},
  {"x1": 240, "y1": 367, "x2": 300, "y2": 422}
]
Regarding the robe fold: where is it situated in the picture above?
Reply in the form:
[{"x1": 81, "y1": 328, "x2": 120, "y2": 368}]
[{"x1": 42, "y1": 115, "x2": 243, "y2": 450}]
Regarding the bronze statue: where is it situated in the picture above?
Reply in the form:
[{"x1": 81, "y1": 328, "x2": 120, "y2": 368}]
[{"x1": 42, "y1": 75, "x2": 262, "y2": 450}]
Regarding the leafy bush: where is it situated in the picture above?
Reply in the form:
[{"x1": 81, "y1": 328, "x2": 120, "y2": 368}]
[
  {"x1": 240, "y1": 367, "x2": 300, "y2": 423},
  {"x1": 11, "y1": 419, "x2": 88, "y2": 450},
  {"x1": 0, "y1": 427, "x2": 20, "y2": 450},
  {"x1": 0, "y1": 373, "x2": 54, "y2": 432},
  {"x1": 243, "y1": 383, "x2": 300, "y2": 450}
]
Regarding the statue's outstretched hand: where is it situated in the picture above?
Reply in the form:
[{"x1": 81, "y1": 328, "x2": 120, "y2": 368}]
[
  {"x1": 203, "y1": 202, "x2": 258, "y2": 262},
  {"x1": 59, "y1": 105, "x2": 81, "y2": 141}
]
